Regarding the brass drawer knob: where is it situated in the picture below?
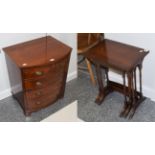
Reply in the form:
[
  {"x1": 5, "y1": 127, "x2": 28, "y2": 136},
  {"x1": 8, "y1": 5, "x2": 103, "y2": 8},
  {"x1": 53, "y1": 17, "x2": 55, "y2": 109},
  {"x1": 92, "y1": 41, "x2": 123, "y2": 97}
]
[
  {"x1": 35, "y1": 71, "x2": 43, "y2": 76},
  {"x1": 36, "y1": 81, "x2": 42, "y2": 86}
]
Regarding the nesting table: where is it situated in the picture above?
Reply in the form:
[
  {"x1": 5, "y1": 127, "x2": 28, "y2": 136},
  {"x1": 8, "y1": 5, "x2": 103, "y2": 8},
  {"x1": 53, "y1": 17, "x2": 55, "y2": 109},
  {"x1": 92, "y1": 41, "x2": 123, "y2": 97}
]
[{"x1": 83, "y1": 39, "x2": 149, "y2": 118}]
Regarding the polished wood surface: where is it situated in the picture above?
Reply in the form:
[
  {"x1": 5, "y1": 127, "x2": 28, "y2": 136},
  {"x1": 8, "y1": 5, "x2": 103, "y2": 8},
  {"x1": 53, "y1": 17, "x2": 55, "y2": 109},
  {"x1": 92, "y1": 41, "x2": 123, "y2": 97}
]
[
  {"x1": 4, "y1": 36, "x2": 71, "y2": 68},
  {"x1": 84, "y1": 39, "x2": 148, "y2": 71},
  {"x1": 83, "y1": 39, "x2": 149, "y2": 119},
  {"x1": 3, "y1": 36, "x2": 71, "y2": 116}
]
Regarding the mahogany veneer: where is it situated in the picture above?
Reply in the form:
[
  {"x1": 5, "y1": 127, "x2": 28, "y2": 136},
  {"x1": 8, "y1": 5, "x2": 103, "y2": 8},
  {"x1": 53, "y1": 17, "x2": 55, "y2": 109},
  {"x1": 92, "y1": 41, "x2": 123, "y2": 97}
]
[
  {"x1": 3, "y1": 36, "x2": 72, "y2": 116},
  {"x1": 83, "y1": 39, "x2": 149, "y2": 119}
]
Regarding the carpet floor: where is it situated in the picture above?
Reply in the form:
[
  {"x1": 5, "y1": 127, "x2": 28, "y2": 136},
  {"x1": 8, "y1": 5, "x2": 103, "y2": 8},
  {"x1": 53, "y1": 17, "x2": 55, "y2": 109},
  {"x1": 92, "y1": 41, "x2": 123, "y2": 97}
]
[{"x1": 0, "y1": 70, "x2": 155, "y2": 122}]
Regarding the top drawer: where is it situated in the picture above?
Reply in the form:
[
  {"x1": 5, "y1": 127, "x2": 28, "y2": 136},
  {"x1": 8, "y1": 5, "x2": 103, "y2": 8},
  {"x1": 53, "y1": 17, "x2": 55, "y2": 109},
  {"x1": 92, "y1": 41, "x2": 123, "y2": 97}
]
[
  {"x1": 22, "y1": 65, "x2": 52, "y2": 79},
  {"x1": 22, "y1": 60, "x2": 67, "y2": 80}
]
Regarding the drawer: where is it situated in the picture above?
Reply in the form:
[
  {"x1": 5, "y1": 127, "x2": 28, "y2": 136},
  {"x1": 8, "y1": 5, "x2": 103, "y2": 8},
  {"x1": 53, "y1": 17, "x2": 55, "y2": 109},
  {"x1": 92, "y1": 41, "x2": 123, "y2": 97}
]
[
  {"x1": 27, "y1": 93, "x2": 59, "y2": 110},
  {"x1": 23, "y1": 75, "x2": 62, "y2": 91},
  {"x1": 22, "y1": 59, "x2": 67, "y2": 80},
  {"x1": 25, "y1": 84, "x2": 61, "y2": 100},
  {"x1": 23, "y1": 66, "x2": 52, "y2": 79}
]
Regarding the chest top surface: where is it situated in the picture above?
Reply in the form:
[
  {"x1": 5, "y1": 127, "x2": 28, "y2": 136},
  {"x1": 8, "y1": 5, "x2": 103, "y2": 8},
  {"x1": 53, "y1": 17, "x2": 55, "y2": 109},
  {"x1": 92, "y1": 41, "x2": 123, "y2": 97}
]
[
  {"x1": 84, "y1": 39, "x2": 149, "y2": 72},
  {"x1": 3, "y1": 36, "x2": 72, "y2": 68}
]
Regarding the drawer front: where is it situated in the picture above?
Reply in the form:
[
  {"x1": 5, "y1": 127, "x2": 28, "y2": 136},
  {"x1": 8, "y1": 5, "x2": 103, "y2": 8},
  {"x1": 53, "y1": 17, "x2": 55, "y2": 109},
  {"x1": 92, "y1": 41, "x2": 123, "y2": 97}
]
[
  {"x1": 23, "y1": 75, "x2": 63, "y2": 90},
  {"x1": 22, "y1": 58, "x2": 68, "y2": 80},
  {"x1": 23, "y1": 67, "x2": 51, "y2": 79},
  {"x1": 26, "y1": 92, "x2": 59, "y2": 110},
  {"x1": 25, "y1": 81, "x2": 62, "y2": 111},
  {"x1": 25, "y1": 83, "x2": 61, "y2": 100}
]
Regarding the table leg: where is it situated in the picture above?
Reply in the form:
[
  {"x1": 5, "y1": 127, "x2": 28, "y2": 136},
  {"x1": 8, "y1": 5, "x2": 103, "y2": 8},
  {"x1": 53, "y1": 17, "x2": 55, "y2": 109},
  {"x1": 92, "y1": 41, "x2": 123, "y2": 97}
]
[
  {"x1": 94, "y1": 63, "x2": 145, "y2": 119},
  {"x1": 123, "y1": 72, "x2": 133, "y2": 117},
  {"x1": 95, "y1": 64, "x2": 105, "y2": 104},
  {"x1": 105, "y1": 67, "x2": 109, "y2": 86},
  {"x1": 132, "y1": 68, "x2": 140, "y2": 102},
  {"x1": 129, "y1": 64, "x2": 145, "y2": 119},
  {"x1": 138, "y1": 64, "x2": 143, "y2": 98},
  {"x1": 120, "y1": 72, "x2": 128, "y2": 117},
  {"x1": 128, "y1": 71, "x2": 137, "y2": 119}
]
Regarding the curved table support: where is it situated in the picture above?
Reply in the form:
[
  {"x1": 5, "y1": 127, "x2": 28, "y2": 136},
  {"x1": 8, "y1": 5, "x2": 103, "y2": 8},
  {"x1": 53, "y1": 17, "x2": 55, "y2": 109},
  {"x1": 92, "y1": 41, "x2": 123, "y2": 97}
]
[{"x1": 94, "y1": 64, "x2": 146, "y2": 119}]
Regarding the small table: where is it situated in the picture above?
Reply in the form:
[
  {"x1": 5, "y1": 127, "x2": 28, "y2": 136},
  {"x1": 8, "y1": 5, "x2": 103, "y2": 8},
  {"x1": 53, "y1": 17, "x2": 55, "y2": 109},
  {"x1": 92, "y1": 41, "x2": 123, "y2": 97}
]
[{"x1": 83, "y1": 39, "x2": 149, "y2": 119}]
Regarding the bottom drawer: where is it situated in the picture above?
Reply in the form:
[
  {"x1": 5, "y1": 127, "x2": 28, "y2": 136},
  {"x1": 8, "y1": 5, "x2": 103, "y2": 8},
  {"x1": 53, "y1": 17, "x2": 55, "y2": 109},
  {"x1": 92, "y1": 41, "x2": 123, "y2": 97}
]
[
  {"x1": 25, "y1": 85, "x2": 62, "y2": 110},
  {"x1": 27, "y1": 93, "x2": 59, "y2": 110}
]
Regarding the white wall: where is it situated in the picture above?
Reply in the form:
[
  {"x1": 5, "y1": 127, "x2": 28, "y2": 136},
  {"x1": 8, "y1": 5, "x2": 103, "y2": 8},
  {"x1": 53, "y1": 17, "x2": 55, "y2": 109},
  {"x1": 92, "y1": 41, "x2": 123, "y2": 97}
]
[
  {"x1": 0, "y1": 33, "x2": 45, "y2": 100},
  {"x1": 0, "y1": 33, "x2": 77, "y2": 100},
  {"x1": 105, "y1": 33, "x2": 155, "y2": 101}
]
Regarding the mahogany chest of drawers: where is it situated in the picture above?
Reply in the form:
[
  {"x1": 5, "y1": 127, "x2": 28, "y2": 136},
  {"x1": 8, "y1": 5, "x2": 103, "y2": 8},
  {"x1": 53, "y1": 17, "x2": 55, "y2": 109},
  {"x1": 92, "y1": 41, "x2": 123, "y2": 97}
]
[{"x1": 3, "y1": 36, "x2": 72, "y2": 116}]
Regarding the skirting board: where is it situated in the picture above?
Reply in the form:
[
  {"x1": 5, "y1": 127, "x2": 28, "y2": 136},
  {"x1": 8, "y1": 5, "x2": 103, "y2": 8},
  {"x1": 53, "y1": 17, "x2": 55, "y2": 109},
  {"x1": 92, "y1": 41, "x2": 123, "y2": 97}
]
[
  {"x1": 109, "y1": 72, "x2": 155, "y2": 102},
  {"x1": 0, "y1": 71, "x2": 77, "y2": 100},
  {"x1": 67, "y1": 71, "x2": 77, "y2": 82}
]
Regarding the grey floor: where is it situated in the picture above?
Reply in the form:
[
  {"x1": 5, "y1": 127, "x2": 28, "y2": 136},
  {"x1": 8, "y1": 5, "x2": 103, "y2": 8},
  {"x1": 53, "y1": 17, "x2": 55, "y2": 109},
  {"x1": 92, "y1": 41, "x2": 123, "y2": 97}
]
[
  {"x1": 0, "y1": 78, "x2": 78, "y2": 122},
  {"x1": 0, "y1": 69, "x2": 155, "y2": 122}
]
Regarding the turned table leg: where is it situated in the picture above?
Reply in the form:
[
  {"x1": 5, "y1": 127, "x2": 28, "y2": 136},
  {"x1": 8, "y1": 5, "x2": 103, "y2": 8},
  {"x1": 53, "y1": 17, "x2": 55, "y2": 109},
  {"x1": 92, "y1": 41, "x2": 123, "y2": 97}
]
[
  {"x1": 138, "y1": 64, "x2": 143, "y2": 98},
  {"x1": 129, "y1": 64, "x2": 145, "y2": 119},
  {"x1": 120, "y1": 72, "x2": 128, "y2": 117},
  {"x1": 123, "y1": 72, "x2": 127, "y2": 104},
  {"x1": 134, "y1": 68, "x2": 137, "y2": 97},
  {"x1": 120, "y1": 71, "x2": 134, "y2": 118},
  {"x1": 128, "y1": 71, "x2": 136, "y2": 119},
  {"x1": 105, "y1": 67, "x2": 109, "y2": 86},
  {"x1": 95, "y1": 64, "x2": 105, "y2": 104}
]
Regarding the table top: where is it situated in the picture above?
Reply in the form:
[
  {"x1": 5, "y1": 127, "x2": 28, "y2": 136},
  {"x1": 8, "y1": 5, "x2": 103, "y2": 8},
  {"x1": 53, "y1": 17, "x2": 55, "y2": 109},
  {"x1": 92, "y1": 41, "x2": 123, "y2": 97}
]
[
  {"x1": 84, "y1": 39, "x2": 149, "y2": 72},
  {"x1": 3, "y1": 36, "x2": 72, "y2": 68}
]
